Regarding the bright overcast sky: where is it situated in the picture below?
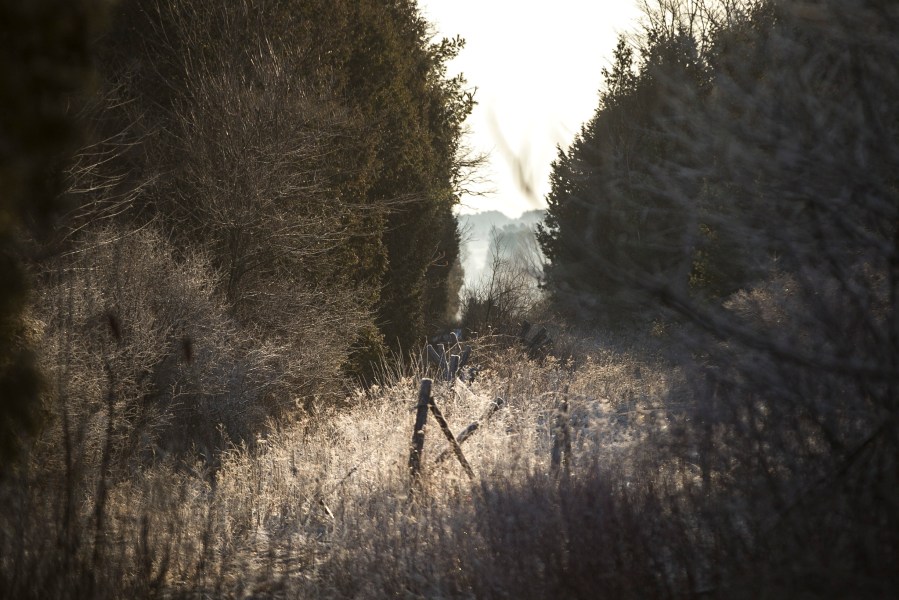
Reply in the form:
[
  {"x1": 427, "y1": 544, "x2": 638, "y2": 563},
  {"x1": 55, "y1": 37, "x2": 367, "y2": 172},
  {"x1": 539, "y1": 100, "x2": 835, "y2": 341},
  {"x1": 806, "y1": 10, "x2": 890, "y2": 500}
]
[{"x1": 416, "y1": 1, "x2": 644, "y2": 218}]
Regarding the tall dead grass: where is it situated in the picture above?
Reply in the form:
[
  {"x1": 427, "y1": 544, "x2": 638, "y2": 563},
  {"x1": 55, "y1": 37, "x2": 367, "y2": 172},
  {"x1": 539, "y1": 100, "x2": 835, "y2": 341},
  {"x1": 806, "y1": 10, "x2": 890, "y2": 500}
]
[
  {"x1": 1, "y1": 336, "x2": 683, "y2": 598},
  {"x1": 5, "y1": 296, "x2": 894, "y2": 597}
]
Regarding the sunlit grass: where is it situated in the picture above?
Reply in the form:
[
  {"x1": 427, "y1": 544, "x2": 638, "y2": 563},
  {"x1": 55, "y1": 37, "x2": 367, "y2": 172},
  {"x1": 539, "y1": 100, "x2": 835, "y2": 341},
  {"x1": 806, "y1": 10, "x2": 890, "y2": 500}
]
[{"x1": 1, "y1": 339, "x2": 678, "y2": 598}]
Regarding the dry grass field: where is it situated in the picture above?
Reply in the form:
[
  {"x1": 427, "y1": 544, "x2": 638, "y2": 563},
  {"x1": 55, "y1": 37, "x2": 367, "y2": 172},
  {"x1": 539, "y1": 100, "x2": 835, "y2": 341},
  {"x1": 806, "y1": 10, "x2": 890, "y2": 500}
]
[
  {"x1": 1, "y1": 336, "x2": 694, "y2": 598},
  {"x1": 3, "y1": 321, "x2": 897, "y2": 598}
]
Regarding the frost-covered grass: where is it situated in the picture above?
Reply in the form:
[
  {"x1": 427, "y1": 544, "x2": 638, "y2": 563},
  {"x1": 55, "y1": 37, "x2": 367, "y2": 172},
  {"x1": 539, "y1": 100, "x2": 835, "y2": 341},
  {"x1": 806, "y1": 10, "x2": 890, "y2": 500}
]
[
  {"x1": 1, "y1": 341, "x2": 690, "y2": 598},
  {"x1": 3, "y1": 325, "x2": 897, "y2": 598}
]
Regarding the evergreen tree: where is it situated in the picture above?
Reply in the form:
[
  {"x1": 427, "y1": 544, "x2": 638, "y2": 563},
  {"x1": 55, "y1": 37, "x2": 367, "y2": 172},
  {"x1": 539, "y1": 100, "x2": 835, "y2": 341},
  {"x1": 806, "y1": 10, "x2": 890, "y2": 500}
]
[
  {"x1": 538, "y1": 29, "x2": 709, "y2": 327},
  {"x1": 79, "y1": 0, "x2": 473, "y2": 379}
]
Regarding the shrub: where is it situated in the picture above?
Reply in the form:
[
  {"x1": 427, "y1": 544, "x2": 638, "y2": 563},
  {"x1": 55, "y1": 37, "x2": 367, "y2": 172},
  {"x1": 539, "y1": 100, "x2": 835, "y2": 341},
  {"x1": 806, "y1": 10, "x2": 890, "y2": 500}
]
[{"x1": 36, "y1": 224, "x2": 271, "y2": 467}]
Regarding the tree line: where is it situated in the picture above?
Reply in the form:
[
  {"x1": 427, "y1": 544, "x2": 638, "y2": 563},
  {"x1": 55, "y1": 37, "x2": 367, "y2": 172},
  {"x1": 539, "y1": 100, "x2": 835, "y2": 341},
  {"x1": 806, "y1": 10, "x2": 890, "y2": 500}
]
[
  {"x1": 1, "y1": 0, "x2": 475, "y2": 463},
  {"x1": 539, "y1": 0, "x2": 898, "y2": 330},
  {"x1": 538, "y1": 0, "x2": 899, "y2": 588}
]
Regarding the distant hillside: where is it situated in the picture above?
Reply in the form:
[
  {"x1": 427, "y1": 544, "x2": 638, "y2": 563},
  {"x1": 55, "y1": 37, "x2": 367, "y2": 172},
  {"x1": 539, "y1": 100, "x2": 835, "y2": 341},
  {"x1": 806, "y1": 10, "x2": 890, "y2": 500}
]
[{"x1": 458, "y1": 209, "x2": 545, "y2": 286}]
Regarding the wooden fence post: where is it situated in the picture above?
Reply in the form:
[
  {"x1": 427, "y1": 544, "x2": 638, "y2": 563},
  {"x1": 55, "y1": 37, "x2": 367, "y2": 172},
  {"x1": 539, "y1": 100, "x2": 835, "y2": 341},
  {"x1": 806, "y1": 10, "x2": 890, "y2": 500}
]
[
  {"x1": 448, "y1": 354, "x2": 460, "y2": 383},
  {"x1": 459, "y1": 345, "x2": 471, "y2": 370},
  {"x1": 426, "y1": 340, "x2": 473, "y2": 383},
  {"x1": 408, "y1": 379, "x2": 432, "y2": 491},
  {"x1": 551, "y1": 398, "x2": 571, "y2": 479}
]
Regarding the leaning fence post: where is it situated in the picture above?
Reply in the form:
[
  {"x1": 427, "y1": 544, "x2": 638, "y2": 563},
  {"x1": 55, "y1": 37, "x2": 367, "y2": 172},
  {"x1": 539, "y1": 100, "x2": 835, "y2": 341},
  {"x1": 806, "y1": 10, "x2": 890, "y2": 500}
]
[
  {"x1": 408, "y1": 379, "x2": 432, "y2": 492},
  {"x1": 428, "y1": 399, "x2": 475, "y2": 480},
  {"x1": 435, "y1": 397, "x2": 505, "y2": 464}
]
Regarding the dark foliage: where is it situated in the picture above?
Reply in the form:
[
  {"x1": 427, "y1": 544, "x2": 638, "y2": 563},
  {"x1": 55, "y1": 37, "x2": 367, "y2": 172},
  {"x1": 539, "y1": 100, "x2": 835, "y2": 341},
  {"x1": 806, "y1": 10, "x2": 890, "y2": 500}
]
[
  {"x1": 0, "y1": 0, "x2": 108, "y2": 466},
  {"x1": 539, "y1": 0, "x2": 899, "y2": 593}
]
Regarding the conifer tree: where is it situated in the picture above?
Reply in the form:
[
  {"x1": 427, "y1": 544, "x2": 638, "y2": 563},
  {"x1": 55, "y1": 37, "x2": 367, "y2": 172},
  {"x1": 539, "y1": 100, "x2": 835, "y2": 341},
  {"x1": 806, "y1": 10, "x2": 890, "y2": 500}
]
[{"x1": 538, "y1": 29, "x2": 708, "y2": 327}]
